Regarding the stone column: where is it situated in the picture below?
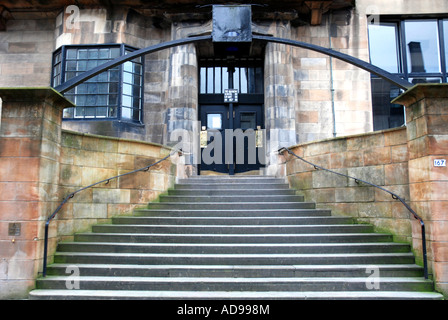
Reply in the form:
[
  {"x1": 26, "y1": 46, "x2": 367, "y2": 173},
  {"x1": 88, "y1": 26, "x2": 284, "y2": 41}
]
[
  {"x1": 264, "y1": 20, "x2": 297, "y2": 176},
  {"x1": 0, "y1": 88, "x2": 73, "y2": 299},
  {"x1": 393, "y1": 83, "x2": 448, "y2": 296},
  {"x1": 166, "y1": 21, "x2": 209, "y2": 176}
]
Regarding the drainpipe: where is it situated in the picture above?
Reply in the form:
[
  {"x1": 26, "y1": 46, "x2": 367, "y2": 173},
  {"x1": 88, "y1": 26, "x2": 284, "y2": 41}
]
[{"x1": 328, "y1": 13, "x2": 337, "y2": 138}]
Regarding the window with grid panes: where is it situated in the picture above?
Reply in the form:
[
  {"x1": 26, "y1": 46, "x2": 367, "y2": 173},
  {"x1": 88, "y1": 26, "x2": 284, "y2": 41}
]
[
  {"x1": 52, "y1": 44, "x2": 143, "y2": 122},
  {"x1": 368, "y1": 18, "x2": 448, "y2": 131}
]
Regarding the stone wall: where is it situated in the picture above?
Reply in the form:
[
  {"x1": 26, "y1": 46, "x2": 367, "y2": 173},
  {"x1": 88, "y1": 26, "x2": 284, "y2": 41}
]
[
  {"x1": 291, "y1": 8, "x2": 372, "y2": 143},
  {"x1": 56, "y1": 130, "x2": 176, "y2": 243},
  {"x1": 281, "y1": 84, "x2": 448, "y2": 295},
  {"x1": 0, "y1": 18, "x2": 54, "y2": 87},
  {"x1": 282, "y1": 127, "x2": 411, "y2": 241},
  {"x1": 393, "y1": 84, "x2": 448, "y2": 297},
  {"x1": 0, "y1": 88, "x2": 177, "y2": 299}
]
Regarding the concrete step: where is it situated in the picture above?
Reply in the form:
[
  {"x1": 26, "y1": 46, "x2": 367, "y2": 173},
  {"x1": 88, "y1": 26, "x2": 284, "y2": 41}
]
[
  {"x1": 133, "y1": 208, "x2": 332, "y2": 217},
  {"x1": 74, "y1": 232, "x2": 395, "y2": 244},
  {"x1": 56, "y1": 242, "x2": 411, "y2": 255},
  {"x1": 168, "y1": 188, "x2": 297, "y2": 196},
  {"x1": 174, "y1": 183, "x2": 290, "y2": 190},
  {"x1": 35, "y1": 276, "x2": 435, "y2": 292},
  {"x1": 90, "y1": 224, "x2": 374, "y2": 234},
  {"x1": 43, "y1": 263, "x2": 425, "y2": 278},
  {"x1": 30, "y1": 175, "x2": 444, "y2": 300},
  {"x1": 111, "y1": 216, "x2": 354, "y2": 226},
  {"x1": 146, "y1": 202, "x2": 316, "y2": 210},
  {"x1": 176, "y1": 177, "x2": 287, "y2": 184},
  {"x1": 53, "y1": 252, "x2": 416, "y2": 265},
  {"x1": 158, "y1": 195, "x2": 305, "y2": 203},
  {"x1": 29, "y1": 289, "x2": 444, "y2": 300}
]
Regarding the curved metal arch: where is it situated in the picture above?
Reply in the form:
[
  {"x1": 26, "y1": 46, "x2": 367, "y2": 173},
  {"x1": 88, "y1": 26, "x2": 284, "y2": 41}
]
[
  {"x1": 55, "y1": 34, "x2": 413, "y2": 94},
  {"x1": 252, "y1": 35, "x2": 413, "y2": 90}
]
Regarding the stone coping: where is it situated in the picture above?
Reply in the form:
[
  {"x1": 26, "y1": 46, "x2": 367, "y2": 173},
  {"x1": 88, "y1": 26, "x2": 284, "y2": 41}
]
[
  {"x1": 285, "y1": 126, "x2": 406, "y2": 151},
  {"x1": 62, "y1": 128, "x2": 173, "y2": 154},
  {"x1": 0, "y1": 87, "x2": 75, "y2": 108}
]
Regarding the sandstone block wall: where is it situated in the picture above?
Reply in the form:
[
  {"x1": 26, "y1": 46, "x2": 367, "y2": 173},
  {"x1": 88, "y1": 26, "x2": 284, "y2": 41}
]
[
  {"x1": 282, "y1": 127, "x2": 411, "y2": 241},
  {"x1": 0, "y1": 88, "x2": 177, "y2": 299}
]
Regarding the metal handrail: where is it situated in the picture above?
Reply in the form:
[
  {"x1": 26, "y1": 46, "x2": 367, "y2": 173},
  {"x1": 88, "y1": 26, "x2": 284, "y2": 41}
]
[
  {"x1": 42, "y1": 151, "x2": 177, "y2": 277},
  {"x1": 278, "y1": 147, "x2": 428, "y2": 279}
]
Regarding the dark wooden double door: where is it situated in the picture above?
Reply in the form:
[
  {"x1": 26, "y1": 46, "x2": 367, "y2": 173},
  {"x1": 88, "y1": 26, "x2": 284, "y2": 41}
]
[{"x1": 199, "y1": 99, "x2": 264, "y2": 175}]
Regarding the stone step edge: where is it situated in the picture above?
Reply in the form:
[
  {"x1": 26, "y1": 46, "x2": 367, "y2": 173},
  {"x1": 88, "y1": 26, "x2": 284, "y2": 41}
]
[
  {"x1": 45, "y1": 263, "x2": 424, "y2": 271},
  {"x1": 53, "y1": 252, "x2": 415, "y2": 258},
  {"x1": 57, "y1": 242, "x2": 407, "y2": 248},
  {"x1": 37, "y1": 276, "x2": 431, "y2": 283},
  {"x1": 28, "y1": 289, "x2": 444, "y2": 301},
  {"x1": 28, "y1": 289, "x2": 444, "y2": 300}
]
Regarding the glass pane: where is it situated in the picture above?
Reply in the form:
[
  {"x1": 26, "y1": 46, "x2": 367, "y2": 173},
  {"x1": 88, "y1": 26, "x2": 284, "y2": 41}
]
[
  {"x1": 97, "y1": 95, "x2": 108, "y2": 105},
  {"x1": 109, "y1": 94, "x2": 118, "y2": 105},
  {"x1": 133, "y1": 108, "x2": 140, "y2": 121},
  {"x1": 66, "y1": 61, "x2": 77, "y2": 71},
  {"x1": 368, "y1": 23, "x2": 400, "y2": 73},
  {"x1": 77, "y1": 49, "x2": 88, "y2": 59},
  {"x1": 123, "y1": 83, "x2": 132, "y2": 95},
  {"x1": 207, "y1": 114, "x2": 222, "y2": 130},
  {"x1": 96, "y1": 107, "x2": 108, "y2": 117},
  {"x1": 122, "y1": 107, "x2": 132, "y2": 119},
  {"x1": 371, "y1": 78, "x2": 404, "y2": 131},
  {"x1": 215, "y1": 67, "x2": 222, "y2": 93},
  {"x1": 240, "y1": 67, "x2": 248, "y2": 94},
  {"x1": 222, "y1": 67, "x2": 229, "y2": 91},
  {"x1": 110, "y1": 47, "x2": 121, "y2": 58},
  {"x1": 76, "y1": 95, "x2": 86, "y2": 106},
  {"x1": 234, "y1": 67, "x2": 240, "y2": 91},
  {"x1": 123, "y1": 61, "x2": 133, "y2": 73},
  {"x1": 240, "y1": 113, "x2": 256, "y2": 130},
  {"x1": 84, "y1": 107, "x2": 96, "y2": 118},
  {"x1": 74, "y1": 106, "x2": 84, "y2": 117},
  {"x1": 122, "y1": 95, "x2": 132, "y2": 107},
  {"x1": 207, "y1": 67, "x2": 214, "y2": 93},
  {"x1": 200, "y1": 67, "x2": 206, "y2": 93},
  {"x1": 405, "y1": 20, "x2": 440, "y2": 73},
  {"x1": 123, "y1": 71, "x2": 133, "y2": 84},
  {"x1": 88, "y1": 49, "x2": 99, "y2": 59},
  {"x1": 444, "y1": 20, "x2": 448, "y2": 73},
  {"x1": 63, "y1": 107, "x2": 74, "y2": 118},
  {"x1": 409, "y1": 77, "x2": 442, "y2": 85},
  {"x1": 66, "y1": 49, "x2": 76, "y2": 60}
]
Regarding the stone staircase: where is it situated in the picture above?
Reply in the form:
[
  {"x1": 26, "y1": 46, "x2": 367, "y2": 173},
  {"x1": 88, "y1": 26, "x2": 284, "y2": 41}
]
[{"x1": 29, "y1": 176, "x2": 444, "y2": 300}]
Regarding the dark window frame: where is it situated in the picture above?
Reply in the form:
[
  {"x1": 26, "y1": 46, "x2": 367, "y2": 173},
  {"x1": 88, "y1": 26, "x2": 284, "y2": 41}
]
[
  {"x1": 51, "y1": 43, "x2": 144, "y2": 124},
  {"x1": 368, "y1": 17, "x2": 448, "y2": 130},
  {"x1": 199, "y1": 58, "x2": 264, "y2": 95}
]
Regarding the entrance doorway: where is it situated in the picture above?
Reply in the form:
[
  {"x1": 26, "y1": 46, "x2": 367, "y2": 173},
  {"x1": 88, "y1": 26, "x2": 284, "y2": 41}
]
[{"x1": 198, "y1": 58, "x2": 264, "y2": 175}]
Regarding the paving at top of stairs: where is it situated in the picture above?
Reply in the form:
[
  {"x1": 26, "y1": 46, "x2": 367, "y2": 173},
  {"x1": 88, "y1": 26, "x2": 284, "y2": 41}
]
[{"x1": 29, "y1": 175, "x2": 444, "y2": 300}]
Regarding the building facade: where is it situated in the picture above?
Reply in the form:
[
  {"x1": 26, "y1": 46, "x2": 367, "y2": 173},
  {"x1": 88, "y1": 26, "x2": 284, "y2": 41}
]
[
  {"x1": 2, "y1": 0, "x2": 446, "y2": 175},
  {"x1": 1, "y1": 0, "x2": 448, "y2": 298}
]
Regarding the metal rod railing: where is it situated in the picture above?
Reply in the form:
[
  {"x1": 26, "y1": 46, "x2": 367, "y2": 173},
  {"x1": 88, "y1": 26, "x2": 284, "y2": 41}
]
[
  {"x1": 42, "y1": 152, "x2": 176, "y2": 277},
  {"x1": 278, "y1": 147, "x2": 428, "y2": 279}
]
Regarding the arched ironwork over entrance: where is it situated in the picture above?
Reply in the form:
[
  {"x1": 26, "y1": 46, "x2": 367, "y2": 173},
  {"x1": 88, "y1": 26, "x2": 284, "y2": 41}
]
[{"x1": 55, "y1": 35, "x2": 413, "y2": 95}]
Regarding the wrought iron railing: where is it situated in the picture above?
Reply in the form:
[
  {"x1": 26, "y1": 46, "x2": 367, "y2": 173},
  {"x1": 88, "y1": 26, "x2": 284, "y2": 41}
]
[
  {"x1": 42, "y1": 152, "x2": 176, "y2": 277},
  {"x1": 278, "y1": 147, "x2": 428, "y2": 279}
]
